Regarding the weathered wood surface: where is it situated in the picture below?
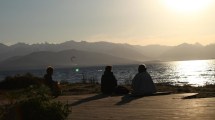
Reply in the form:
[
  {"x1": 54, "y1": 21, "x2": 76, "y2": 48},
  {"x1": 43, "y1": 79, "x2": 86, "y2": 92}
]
[{"x1": 56, "y1": 93, "x2": 215, "y2": 120}]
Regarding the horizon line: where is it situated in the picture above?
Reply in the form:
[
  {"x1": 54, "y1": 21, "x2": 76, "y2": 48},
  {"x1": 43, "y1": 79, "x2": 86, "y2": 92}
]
[{"x1": 0, "y1": 40, "x2": 214, "y2": 47}]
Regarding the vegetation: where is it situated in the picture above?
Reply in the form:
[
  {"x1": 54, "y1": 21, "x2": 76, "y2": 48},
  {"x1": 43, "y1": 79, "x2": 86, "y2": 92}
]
[
  {"x1": 60, "y1": 82, "x2": 215, "y2": 96},
  {"x1": 61, "y1": 83, "x2": 100, "y2": 95},
  {"x1": 0, "y1": 85, "x2": 70, "y2": 120},
  {"x1": 0, "y1": 73, "x2": 43, "y2": 90},
  {"x1": 0, "y1": 74, "x2": 70, "y2": 120}
]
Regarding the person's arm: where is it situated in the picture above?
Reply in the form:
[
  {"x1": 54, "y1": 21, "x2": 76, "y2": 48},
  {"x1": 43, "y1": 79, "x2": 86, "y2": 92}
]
[
  {"x1": 131, "y1": 75, "x2": 137, "y2": 90},
  {"x1": 113, "y1": 75, "x2": 117, "y2": 86}
]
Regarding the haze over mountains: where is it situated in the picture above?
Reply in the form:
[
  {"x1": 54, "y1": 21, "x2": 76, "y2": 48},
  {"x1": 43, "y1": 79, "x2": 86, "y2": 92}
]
[{"x1": 0, "y1": 40, "x2": 215, "y2": 70}]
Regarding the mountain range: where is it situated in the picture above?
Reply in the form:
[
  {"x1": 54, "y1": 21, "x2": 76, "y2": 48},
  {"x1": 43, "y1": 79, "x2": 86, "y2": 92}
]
[{"x1": 0, "y1": 40, "x2": 215, "y2": 70}]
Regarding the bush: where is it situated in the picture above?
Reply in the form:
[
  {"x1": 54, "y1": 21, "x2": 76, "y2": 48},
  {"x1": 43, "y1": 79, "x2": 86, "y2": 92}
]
[
  {"x1": 0, "y1": 85, "x2": 70, "y2": 120},
  {"x1": 0, "y1": 73, "x2": 43, "y2": 90},
  {"x1": 3, "y1": 99, "x2": 69, "y2": 120}
]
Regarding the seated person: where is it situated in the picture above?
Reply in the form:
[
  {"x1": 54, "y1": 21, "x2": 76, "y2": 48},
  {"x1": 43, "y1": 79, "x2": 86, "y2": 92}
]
[
  {"x1": 101, "y1": 66, "x2": 129, "y2": 95},
  {"x1": 132, "y1": 64, "x2": 156, "y2": 96},
  {"x1": 101, "y1": 66, "x2": 117, "y2": 94},
  {"x1": 44, "y1": 66, "x2": 61, "y2": 97}
]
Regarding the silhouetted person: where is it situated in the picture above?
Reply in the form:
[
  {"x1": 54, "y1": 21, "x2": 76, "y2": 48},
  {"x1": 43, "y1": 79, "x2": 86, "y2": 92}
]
[
  {"x1": 132, "y1": 64, "x2": 156, "y2": 96},
  {"x1": 101, "y1": 66, "x2": 117, "y2": 94},
  {"x1": 44, "y1": 66, "x2": 61, "y2": 97}
]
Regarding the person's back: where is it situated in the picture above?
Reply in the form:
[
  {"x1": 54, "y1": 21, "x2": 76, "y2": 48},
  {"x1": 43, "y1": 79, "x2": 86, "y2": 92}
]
[
  {"x1": 132, "y1": 64, "x2": 156, "y2": 96},
  {"x1": 101, "y1": 66, "x2": 117, "y2": 94}
]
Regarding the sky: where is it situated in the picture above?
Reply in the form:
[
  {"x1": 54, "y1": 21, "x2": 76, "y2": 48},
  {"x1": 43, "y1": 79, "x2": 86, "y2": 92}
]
[{"x1": 0, "y1": 0, "x2": 215, "y2": 46}]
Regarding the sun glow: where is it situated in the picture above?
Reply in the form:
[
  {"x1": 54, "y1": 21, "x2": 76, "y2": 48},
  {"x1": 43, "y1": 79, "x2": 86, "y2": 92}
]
[
  {"x1": 173, "y1": 60, "x2": 212, "y2": 86},
  {"x1": 164, "y1": 0, "x2": 212, "y2": 13}
]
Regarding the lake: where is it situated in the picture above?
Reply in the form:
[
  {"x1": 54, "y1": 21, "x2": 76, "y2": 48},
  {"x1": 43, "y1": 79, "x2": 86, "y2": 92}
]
[{"x1": 0, "y1": 59, "x2": 215, "y2": 86}]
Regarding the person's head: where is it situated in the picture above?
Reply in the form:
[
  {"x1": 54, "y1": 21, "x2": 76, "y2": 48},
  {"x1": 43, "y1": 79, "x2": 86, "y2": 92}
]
[
  {"x1": 105, "y1": 66, "x2": 112, "y2": 72},
  {"x1": 46, "y1": 66, "x2": 54, "y2": 75},
  {"x1": 138, "y1": 64, "x2": 147, "y2": 73}
]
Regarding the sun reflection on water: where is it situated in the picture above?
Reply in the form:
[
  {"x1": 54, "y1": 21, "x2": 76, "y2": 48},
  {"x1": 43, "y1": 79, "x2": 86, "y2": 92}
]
[{"x1": 173, "y1": 60, "x2": 214, "y2": 86}]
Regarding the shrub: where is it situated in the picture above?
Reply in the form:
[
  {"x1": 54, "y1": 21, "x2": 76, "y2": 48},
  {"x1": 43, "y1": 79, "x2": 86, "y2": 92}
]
[
  {"x1": 0, "y1": 85, "x2": 70, "y2": 120},
  {"x1": 0, "y1": 73, "x2": 43, "y2": 90}
]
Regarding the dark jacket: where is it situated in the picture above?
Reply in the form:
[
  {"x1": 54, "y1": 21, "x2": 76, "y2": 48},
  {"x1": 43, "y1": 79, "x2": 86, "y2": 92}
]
[
  {"x1": 132, "y1": 71, "x2": 156, "y2": 95},
  {"x1": 44, "y1": 74, "x2": 55, "y2": 88},
  {"x1": 101, "y1": 71, "x2": 117, "y2": 94}
]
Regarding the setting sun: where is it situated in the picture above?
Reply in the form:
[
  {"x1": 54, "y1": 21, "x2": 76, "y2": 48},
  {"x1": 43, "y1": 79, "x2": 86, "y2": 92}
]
[{"x1": 164, "y1": 0, "x2": 212, "y2": 13}]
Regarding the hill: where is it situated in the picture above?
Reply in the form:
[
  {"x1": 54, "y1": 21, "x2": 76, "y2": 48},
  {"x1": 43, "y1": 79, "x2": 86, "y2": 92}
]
[
  {"x1": 0, "y1": 40, "x2": 215, "y2": 71},
  {"x1": 160, "y1": 43, "x2": 215, "y2": 60},
  {"x1": 0, "y1": 49, "x2": 138, "y2": 70},
  {"x1": 0, "y1": 41, "x2": 148, "y2": 62}
]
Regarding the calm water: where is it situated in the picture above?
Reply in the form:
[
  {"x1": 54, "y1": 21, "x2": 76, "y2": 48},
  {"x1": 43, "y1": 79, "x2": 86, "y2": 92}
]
[{"x1": 0, "y1": 59, "x2": 215, "y2": 86}]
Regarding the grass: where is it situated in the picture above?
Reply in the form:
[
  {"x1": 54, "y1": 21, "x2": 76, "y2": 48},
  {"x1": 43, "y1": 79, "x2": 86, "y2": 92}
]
[
  {"x1": 1, "y1": 81, "x2": 215, "y2": 99},
  {"x1": 61, "y1": 83, "x2": 101, "y2": 95},
  {"x1": 59, "y1": 82, "x2": 215, "y2": 98}
]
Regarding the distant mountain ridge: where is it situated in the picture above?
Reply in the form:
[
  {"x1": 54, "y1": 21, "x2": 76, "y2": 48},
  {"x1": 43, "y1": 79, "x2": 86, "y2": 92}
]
[
  {"x1": 0, "y1": 41, "x2": 149, "y2": 62},
  {"x1": 0, "y1": 49, "x2": 137, "y2": 70},
  {"x1": 0, "y1": 40, "x2": 215, "y2": 70},
  {"x1": 160, "y1": 43, "x2": 215, "y2": 60}
]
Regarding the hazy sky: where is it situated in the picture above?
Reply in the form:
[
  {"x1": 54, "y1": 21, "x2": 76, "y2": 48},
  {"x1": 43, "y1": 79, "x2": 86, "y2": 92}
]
[{"x1": 1, "y1": 0, "x2": 215, "y2": 46}]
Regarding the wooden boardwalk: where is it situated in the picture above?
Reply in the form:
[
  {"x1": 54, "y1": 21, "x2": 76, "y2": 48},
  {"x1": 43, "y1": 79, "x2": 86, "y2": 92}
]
[{"x1": 56, "y1": 93, "x2": 215, "y2": 120}]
